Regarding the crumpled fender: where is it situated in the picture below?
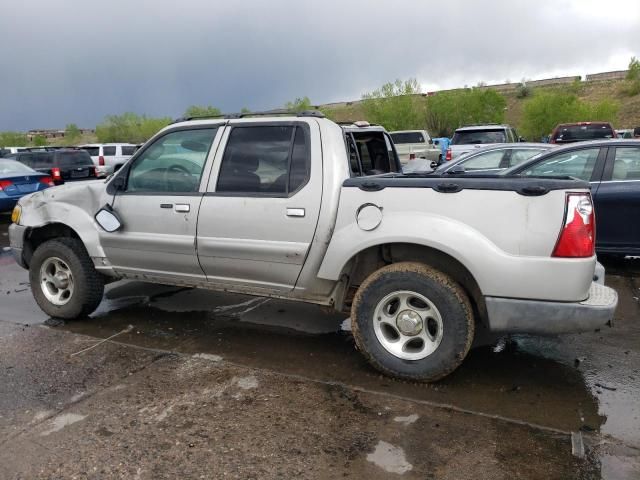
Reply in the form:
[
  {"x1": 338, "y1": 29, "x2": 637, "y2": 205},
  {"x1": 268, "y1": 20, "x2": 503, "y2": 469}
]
[{"x1": 18, "y1": 182, "x2": 109, "y2": 259}]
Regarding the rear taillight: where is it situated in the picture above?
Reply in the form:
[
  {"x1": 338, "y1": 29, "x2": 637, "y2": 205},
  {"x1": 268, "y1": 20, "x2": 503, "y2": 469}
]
[
  {"x1": 51, "y1": 167, "x2": 61, "y2": 181},
  {"x1": 409, "y1": 153, "x2": 416, "y2": 160},
  {"x1": 0, "y1": 179, "x2": 13, "y2": 191},
  {"x1": 39, "y1": 176, "x2": 55, "y2": 187},
  {"x1": 552, "y1": 193, "x2": 595, "y2": 258},
  {"x1": 98, "y1": 155, "x2": 105, "y2": 166},
  {"x1": 445, "y1": 148, "x2": 452, "y2": 161}
]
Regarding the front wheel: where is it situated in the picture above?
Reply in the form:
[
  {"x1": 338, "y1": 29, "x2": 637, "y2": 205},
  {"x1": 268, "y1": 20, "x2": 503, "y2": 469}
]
[
  {"x1": 351, "y1": 262, "x2": 474, "y2": 382},
  {"x1": 29, "y1": 238, "x2": 104, "y2": 319}
]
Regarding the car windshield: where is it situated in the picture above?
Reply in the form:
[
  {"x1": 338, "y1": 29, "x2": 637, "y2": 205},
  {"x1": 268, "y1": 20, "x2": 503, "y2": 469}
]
[
  {"x1": 390, "y1": 132, "x2": 425, "y2": 144},
  {"x1": 451, "y1": 129, "x2": 506, "y2": 145},
  {"x1": 55, "y1": 151, "x2": 93, "y2": 167},
  {"x1": 0, "y1": 159, "x2": 36, "y2": 175},
  {"x1": 551, "y1": 124, "x2": 614, "y2": 143}
]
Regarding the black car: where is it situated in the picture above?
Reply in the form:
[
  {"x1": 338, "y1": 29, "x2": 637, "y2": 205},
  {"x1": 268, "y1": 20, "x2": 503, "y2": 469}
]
[
  {"x1": 6, "y1": 149, "x2": 97, "y2": 185},
  {"x1": 505, "y1": 139, "x2": 640, "y2": 256}
]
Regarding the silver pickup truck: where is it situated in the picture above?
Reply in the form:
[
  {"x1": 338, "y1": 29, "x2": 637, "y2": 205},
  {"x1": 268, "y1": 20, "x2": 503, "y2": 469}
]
[{"x1": 9, "y1": 112, "x2": 617, "y2": 381}]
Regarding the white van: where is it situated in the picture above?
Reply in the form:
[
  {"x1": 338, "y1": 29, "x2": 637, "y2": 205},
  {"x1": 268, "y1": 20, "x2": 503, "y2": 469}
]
[{"x1": 79, "y1": 143, "x2": 137, "y2": 177}]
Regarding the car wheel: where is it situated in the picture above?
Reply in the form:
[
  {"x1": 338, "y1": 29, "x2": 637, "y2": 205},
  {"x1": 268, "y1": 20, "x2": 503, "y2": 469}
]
[
  {"x1": 29, "y1": 238, "x2": 104, "y2": 319},
  {"x1": 351, "y1": 262, "x2": 474, "y2": 382}
]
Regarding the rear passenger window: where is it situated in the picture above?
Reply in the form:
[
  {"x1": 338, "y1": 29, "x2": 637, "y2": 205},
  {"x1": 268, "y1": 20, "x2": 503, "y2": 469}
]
[
  {"x1": 612, "y1": 147, "x2": 640, "y2": 180},
  {"x1": 103, "y1": 146, "x2": 116, "y2": 156},
  {"x1": 216, "y1": 125, "x2": 310, "y2": 195}
]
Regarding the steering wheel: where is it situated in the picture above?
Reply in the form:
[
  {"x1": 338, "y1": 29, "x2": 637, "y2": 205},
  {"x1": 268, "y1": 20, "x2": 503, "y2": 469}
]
[{"x1": 163, "y1": 164, "x2": 192, "y2": 191}]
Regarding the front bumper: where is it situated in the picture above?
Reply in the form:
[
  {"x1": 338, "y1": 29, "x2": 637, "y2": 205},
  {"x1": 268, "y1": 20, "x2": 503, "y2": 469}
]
[
  {"x1": 8, "y1": 223, "x2": 28, "y2": 268},
  {"x1": 485, "y1": 282, "x2": 617, "y2": 335}
]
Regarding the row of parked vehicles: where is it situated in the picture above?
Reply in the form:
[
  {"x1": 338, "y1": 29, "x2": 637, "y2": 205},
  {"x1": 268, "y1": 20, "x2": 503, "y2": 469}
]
[
  {"x1": 7, "y1": 111, "x2": 621, "y2": 382},
  {"x1": 0, "y1": 144, "x2": 139, "y2": 212}
]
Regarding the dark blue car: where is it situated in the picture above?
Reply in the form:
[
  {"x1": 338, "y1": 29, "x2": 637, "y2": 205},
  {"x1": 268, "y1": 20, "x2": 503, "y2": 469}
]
[
  {"x1": 0, "y1": 158, "x2": 54, "y2": 212},
  {"x1": 506, "y1": 139, "x2": 640, "y2": 256}
]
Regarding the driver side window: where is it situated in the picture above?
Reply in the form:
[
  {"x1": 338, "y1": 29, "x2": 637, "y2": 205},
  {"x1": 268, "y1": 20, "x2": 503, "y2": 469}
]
[{"x1": 126, "y1": 128, "x2": 217, "y2": 193}]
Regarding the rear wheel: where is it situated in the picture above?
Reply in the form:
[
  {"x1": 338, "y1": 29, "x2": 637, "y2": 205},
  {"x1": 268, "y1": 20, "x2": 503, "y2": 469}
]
[
  {"x1": 351, "y1": 262, "x2": 474, "y2": 382},
  {"x1": 29, "y1": 238, "x2": 104, "y2": 319}
]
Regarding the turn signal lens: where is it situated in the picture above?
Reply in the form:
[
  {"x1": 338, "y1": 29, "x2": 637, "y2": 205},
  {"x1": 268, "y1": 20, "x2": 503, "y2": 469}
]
[
  {"x1": 11, "y1": 205, "x2": 21, "y2": 224},
  {"x1": 552, "y1": 193, "x2": 595, "y2": 258}
]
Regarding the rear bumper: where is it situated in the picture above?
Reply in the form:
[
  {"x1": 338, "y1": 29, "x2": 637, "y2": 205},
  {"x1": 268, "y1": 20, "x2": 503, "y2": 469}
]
[{"x1": 485, "y1": 282, "x2": 617, "y2": 335}]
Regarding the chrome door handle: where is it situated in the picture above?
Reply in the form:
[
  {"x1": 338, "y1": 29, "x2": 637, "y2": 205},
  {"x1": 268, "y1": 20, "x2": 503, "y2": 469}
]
[
  {"x1": 174, "y1": 204, "x2": 190, "y2": 213},
  {"x1": 286, "y1": 208, "x2": 305, "y2": 217}
]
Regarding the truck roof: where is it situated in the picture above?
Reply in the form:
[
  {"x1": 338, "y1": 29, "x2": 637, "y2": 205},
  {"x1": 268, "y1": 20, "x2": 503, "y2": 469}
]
[{"x1": 455, "y1": 124, "x2": 512, "y2": 131}]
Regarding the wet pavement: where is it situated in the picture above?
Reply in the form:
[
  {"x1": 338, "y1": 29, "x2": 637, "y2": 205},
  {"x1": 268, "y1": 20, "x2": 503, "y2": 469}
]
[{"x1": 0, "y1": 213, "x2": 639, "y2": 479}]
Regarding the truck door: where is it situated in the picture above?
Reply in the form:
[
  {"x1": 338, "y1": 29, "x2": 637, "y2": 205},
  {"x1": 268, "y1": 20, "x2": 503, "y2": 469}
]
[
  {"x1": 196, "y1": 120, "x2": 322, "y2": 293},
  {"x1": 100, "y1": 127, "x2": 222, "y2": 280}
]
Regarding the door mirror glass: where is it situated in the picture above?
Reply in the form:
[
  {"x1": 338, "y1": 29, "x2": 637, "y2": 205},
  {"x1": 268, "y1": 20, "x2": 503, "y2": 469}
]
[{"x1": 95, "y1": 205, "x2": 122, "y2": 232}]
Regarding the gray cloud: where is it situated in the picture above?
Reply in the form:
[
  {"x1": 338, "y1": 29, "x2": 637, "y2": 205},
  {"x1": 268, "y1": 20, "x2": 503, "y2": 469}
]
[{"x1": 1, "y1": 0, "x2": 638, "y2": 130}]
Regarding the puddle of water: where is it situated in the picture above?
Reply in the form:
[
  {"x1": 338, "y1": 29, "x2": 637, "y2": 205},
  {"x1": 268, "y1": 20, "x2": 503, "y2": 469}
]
[{"x1": 366, "y1": 440, "x2": 412, "y2": 474}]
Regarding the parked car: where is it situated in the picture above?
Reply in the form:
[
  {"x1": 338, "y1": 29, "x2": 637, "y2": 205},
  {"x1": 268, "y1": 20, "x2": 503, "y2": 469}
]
[
  {"x1": 0, "y1": 147, "x2": 30, "y2": 155},
  {"x1": 6, "y1": 149, "x2": 97, "y2": 185},
  {"x1": 9, "y1": 112, "x2": 616, "y2": 382},
  {"x1": 0, "y1": 159, "x2": 54, "y2": 212},
  {"x1": 549, "y1": 122, "x2": 615, "y2": 144},
  {"x1": 390, "y1": 130, "x2": 441, "y2": 165},
  {"x1": 446, "y1": 124, "x2": 521, "y2": 161},
  {"x1": 506, "y1": 139, "x2": 640, "y2": 256},
  {"x1": 79, "y1": 143, "x2": 137, "y2": 177},
  {"x1": 616, "y1": 129, "x2": 634, "y2": 139},
  {"x1": 428, "y1": 143, "x2": 555, "y2": 174}
]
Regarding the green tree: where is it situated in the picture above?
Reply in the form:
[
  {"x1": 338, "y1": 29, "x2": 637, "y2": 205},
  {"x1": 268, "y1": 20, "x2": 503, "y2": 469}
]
[
  {"x1": 425, "y1": 88, "x2": 507, "y2": 137},
  {"x1": 240, "y1": 107, "x2": 252, "y2": 114},
  {"x1": 0, "y1": 131, "x2": 28, "y2": 147},
  {"x1": 184, "y1": 105, "x2": 222, "y2": 118},
  {"x1": 285, "y1": 97, "x2": 313, "y2": 112},
  {"x1": 65, "y1": 123, "x2": 81, "y2": 144},
  {"x1": 32, "y1": 135, "x2": 48, "y2": 146},
  {"x1": 622, "y1": 56, "x2": 640, "y2": 96},
  {"x1": 361, "y1": 79, "x2": 425, "y2": 131},
  {"x1": 95, "y1": 113, "x2": 172, "y2": 143},
  {"x1": 626, "y1": 56, "x2": 640, "y2": 81},
  {"x1": 520, "y1": 92, "x2": 619, "y2": 141}
]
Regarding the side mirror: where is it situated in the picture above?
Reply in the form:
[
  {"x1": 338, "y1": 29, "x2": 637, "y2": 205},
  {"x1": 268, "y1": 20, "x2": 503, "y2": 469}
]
[
  {"x1": 428, "y1": 139, "x2": 433, "y2": 145},
  {"x1": 519, "y1": 136, "x2": 526, "y2": 142},
  {"x1": 95, "y1": 205, "x2": 123, "y2": 232},
  {"x1": 430, "y1": 161, "x2": 438, "y2": 170}
]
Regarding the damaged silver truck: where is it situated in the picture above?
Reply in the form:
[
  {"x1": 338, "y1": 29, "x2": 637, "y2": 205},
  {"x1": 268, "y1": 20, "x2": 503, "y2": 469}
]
[{"x1": 9, "y1": 112, "x2": 618, "y2": 381}]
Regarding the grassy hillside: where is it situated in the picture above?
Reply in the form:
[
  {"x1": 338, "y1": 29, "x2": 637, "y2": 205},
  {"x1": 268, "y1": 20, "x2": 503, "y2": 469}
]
[{"x1": 322, "y1": 78, "x2": 640, "y2": 132}]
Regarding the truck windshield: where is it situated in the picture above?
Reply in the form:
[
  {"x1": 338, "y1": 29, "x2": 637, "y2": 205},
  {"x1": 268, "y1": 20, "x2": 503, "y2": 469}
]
[
  {"x1": 390, "y1": 132, "x2": 425, "y2": 144},
  {"x1": 451, "y1": 129, "x2": 506, "y2": 145}
]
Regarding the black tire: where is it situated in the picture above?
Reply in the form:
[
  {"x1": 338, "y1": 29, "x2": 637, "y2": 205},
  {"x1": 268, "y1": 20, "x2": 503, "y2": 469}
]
[
  {"x1": 351, "y1": 262, "x2": 474, "y2": 382},
  {"x1": 29, "y1": 237, "x2": 104, "y2": 319}
]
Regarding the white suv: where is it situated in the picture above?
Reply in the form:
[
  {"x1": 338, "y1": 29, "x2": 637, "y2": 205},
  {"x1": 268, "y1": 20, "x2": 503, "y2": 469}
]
[{"x1": 79, "y1": 143, "x2": 137, "y2": 177}]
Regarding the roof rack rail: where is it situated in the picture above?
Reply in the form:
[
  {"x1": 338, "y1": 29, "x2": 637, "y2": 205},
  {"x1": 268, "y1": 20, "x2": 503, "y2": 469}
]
[{"x1": 172, "y1": 109, "x2": 325, "y2": 124}]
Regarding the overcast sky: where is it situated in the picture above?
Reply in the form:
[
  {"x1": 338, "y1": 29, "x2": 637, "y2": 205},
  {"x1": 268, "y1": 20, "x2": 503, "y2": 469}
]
[{"x1": 1, "y1": 0, "x2": 639, "y2": 130}]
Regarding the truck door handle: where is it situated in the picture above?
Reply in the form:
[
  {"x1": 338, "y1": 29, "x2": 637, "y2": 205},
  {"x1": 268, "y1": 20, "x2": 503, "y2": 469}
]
[
  {"x1": 160, "y1": 203, "x2": 173, "y2": 209},
  {"x1": 286, "y1": 208, "x2": 305, "y2": 217},
  {"x1": 174, "y1": 204, "x2": 190, "y2": 213}
]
